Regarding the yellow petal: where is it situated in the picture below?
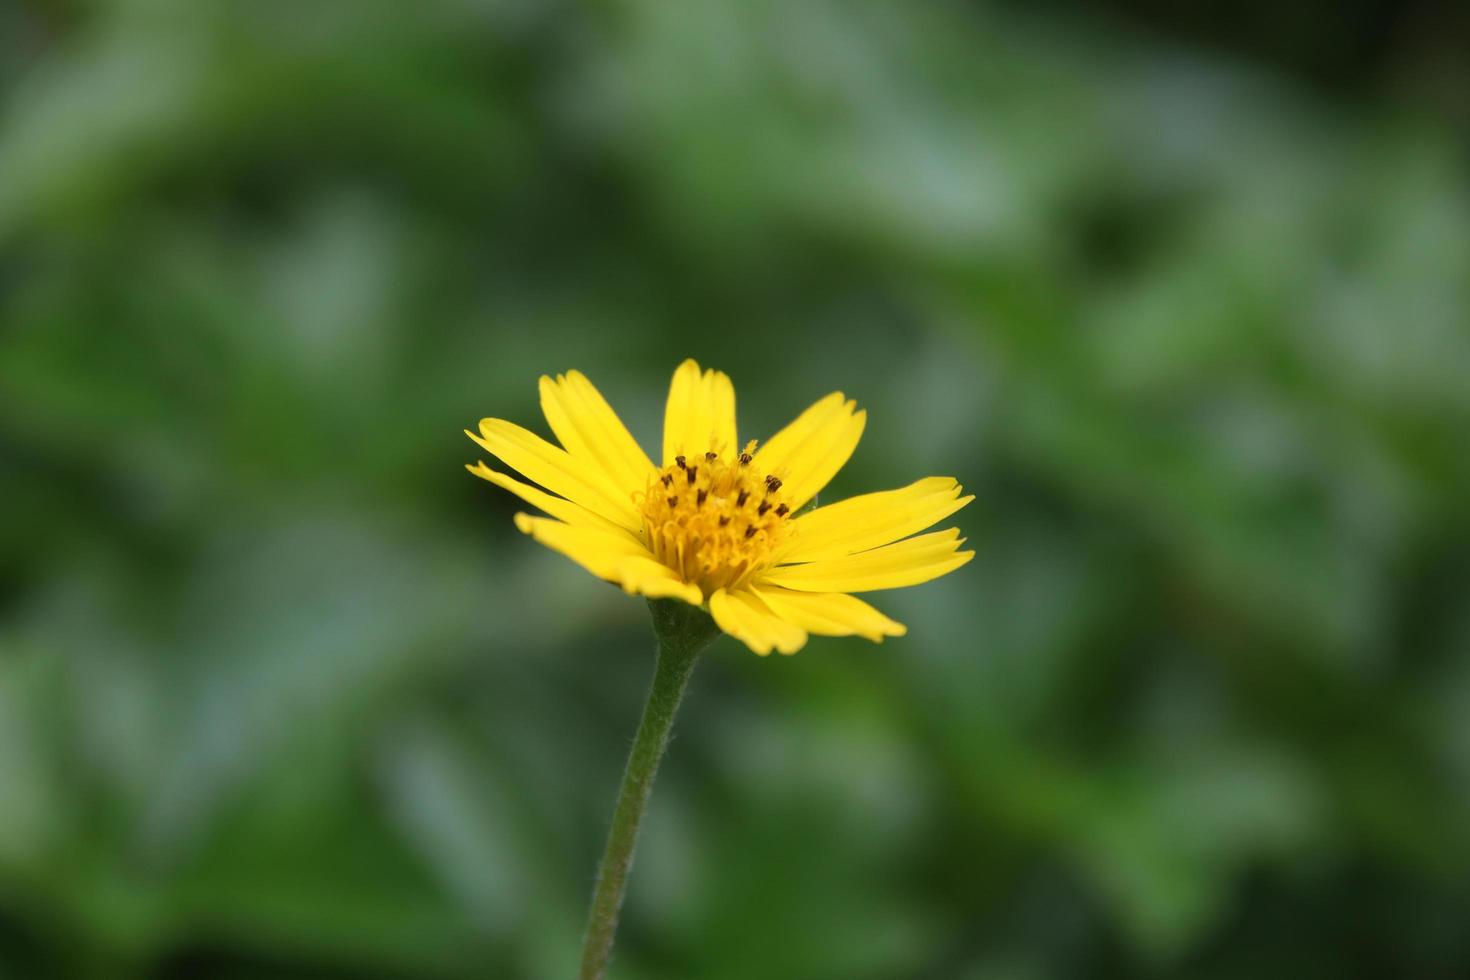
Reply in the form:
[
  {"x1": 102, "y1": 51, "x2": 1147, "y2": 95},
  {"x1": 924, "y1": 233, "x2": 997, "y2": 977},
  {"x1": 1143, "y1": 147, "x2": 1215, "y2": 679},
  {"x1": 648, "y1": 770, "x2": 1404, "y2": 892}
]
[
  {"x1": 778, "y1": 477, "x2": 975, "y2": 562},
  {"x1": 759, "y1": 528, "x2": 974, "y2": 593},
  {"x1": 468, "y1": 419, "x2": 640, "y2": 531},
  {"x1": 514, "y1": 514, "x2": 702, "y2": 605},
  {"x1": 662, "y1": 358, "x2": 738, "y2": 464},
  {"x1": 751, "y1": 392, "x2": 864, "y2": 510},
  {"x1": 748, "y1": 585, "x2": 907, "y2": 642},
  {"x1": 622, "y1": 564, "x2": 705, "y2": 604},
  {"x1": 709, "y1": 588, "x2": 808, "y2": 656},
  {"x1": 466, "y1": 462, "x2": 642, "y2": 542},
  {"x1": 513, "y1": 512, "x2": 651, "y2": 562},
  {"x1": 539, "y1": 370, "x2": 655, "y2": 498}
]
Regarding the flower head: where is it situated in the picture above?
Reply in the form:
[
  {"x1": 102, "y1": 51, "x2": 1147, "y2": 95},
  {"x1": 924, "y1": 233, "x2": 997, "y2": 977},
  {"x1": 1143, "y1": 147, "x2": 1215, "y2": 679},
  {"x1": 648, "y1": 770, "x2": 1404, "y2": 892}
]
[{"x1": 466, "y1": 359, "x2": 973, "y2": 654}]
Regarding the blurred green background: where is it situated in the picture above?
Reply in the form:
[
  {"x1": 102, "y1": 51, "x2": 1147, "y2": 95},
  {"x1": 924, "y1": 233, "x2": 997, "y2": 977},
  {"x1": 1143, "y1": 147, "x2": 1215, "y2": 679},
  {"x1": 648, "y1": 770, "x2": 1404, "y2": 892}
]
[{"x1": 4, "y1": 0, "x2": 1470, "y2": 977}]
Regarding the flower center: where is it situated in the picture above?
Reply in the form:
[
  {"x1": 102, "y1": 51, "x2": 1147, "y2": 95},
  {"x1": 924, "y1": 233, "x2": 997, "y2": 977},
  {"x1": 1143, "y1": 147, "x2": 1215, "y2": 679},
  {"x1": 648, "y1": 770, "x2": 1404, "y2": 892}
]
[{"x1": 638, "y1": 443, "x2": 792, "y2": 594}]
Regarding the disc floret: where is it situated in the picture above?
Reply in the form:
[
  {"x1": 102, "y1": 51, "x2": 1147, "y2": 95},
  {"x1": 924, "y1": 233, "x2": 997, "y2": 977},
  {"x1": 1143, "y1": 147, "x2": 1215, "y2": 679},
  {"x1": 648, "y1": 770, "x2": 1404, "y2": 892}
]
[{"x1": 639, "y1": 440, "x2": 793, "y2": 594}]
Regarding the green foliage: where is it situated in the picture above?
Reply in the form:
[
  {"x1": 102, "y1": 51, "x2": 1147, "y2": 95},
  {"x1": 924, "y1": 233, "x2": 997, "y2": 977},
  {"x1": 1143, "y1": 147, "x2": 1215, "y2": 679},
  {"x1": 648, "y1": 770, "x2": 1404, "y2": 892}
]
[{"x1": 3, "y1": 0, "x2": 1469, "y2": 977}]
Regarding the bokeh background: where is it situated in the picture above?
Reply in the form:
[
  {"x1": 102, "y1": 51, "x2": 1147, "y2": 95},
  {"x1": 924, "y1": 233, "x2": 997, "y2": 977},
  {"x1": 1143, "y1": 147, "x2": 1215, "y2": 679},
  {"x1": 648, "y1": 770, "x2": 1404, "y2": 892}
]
[{"x1": 4, "y1": 0, "x2": 1470, "y2": 977}]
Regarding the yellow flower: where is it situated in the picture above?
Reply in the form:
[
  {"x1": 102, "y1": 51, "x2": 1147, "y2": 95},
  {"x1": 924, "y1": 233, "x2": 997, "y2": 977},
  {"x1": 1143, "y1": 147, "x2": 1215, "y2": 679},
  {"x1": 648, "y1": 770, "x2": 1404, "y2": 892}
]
[{"x1": 465, "y1": 359, "x2": 974, "y2": 655}]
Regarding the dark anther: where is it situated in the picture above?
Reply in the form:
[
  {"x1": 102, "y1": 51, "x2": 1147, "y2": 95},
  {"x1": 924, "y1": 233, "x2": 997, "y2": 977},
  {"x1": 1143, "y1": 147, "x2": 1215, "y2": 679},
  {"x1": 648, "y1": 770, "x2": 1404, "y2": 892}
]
[
  {"x1": 675, "y1": 455, "x2": 687, "y2": 469},
  {"x1": 661, "y1": 473, "x2": 672, "y2": 487},
  {"x1": 696, "y1": 489, "x2": 708, "y2": 505},
  {"x1": 739, "y1": 452, "x2": 752, "y2": 465},
  {"x1": 705, "y1": 451, "x2": 718, "y2": 462},
  {"x1": 736, "y1": 490, "x2": 749, "y2": 507},
  {"x1": 757, "y1": 501, "x2": 771, "y2": 517},
  {"x1": 744, "y1": 525, "x2": 757, "y2": 539},
  {"x1": 686, "y1": 466, "x2": 698, "y2": 483},
  {"x1": 765, "y1": 475, "x2": 782, "y2": 492},
  {"x1": 719, "y1": 515, "x2": 730, "y2": 526},
  {"x1": 775, "y1": 503, "x2": 789, "y2": 517},
  {"x1": 667, "y1": 496, "x2": 678, "y2": 508}
]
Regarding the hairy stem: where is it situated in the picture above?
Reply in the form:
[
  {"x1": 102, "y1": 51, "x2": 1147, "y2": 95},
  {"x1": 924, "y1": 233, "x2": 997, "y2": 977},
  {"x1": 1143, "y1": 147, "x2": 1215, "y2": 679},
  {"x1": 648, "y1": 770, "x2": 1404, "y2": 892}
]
[{"x1": 578, "y1": 600, "x2": 720, "y2": 980}]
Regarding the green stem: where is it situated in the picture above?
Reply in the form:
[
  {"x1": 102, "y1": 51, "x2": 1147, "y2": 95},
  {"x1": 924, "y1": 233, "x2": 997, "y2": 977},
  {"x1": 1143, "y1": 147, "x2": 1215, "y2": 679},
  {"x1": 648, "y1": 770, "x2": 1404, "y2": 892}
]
[{"x1": 578, "y1": 599, "x2": 721, "y2": 980}]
